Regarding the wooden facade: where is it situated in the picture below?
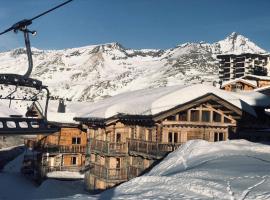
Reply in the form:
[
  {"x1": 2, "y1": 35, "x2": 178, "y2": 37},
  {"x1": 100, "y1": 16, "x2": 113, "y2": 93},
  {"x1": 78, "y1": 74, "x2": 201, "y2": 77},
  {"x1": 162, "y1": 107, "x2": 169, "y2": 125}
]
[
  {"x1": 222, "y1": 79, "x2": 256, "y2": 91},
  {"x1": 76, "y1": 94, "x2": 251, "y2": 191},
  {"x1": 221, "y1": 75, "x2": 270, "y2": 92},
  {"x1": 22, "y1": 125, "x2": 87, "y2": 179}
]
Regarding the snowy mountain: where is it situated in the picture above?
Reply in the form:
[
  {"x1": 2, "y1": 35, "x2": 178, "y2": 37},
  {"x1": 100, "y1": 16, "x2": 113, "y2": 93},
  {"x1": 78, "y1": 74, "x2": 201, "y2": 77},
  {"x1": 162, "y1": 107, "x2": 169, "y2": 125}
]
[{"x1": 0, "y1": 32, "x2": 267, "y2": 101}]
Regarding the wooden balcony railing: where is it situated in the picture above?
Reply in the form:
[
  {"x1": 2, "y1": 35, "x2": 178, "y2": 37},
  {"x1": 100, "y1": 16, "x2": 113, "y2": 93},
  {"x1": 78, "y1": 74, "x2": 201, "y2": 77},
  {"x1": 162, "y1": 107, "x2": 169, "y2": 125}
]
[
  {"x1": 38, "y1": 144, "x2": 86, "y2": 153},
  {"x1": 128, "y1": 165, "x2": 145, "y2": 179},
  {"x1": 90, "y1": 162, "x2": 128, "y2": 181},
  {"x1": 127, "y1": 138, "x2": 182, "y2": 158},
  {"x1": 43, "y1": 165, "x2": 83, "y2": 173},
  {"x1": 90, "y1": 139, "x2": 127, "y2": 155}
]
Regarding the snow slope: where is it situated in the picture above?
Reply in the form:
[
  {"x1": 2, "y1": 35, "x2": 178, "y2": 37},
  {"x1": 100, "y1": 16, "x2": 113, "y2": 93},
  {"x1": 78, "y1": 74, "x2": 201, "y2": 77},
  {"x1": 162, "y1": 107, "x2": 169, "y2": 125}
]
[
  {"x1": 0, "y1": 33, "x2": 267, "y2": 102},
  {"x1": 98, "y1": 140, "x2": 270, "y2": 200},
  {"x1": 0, "y1": 140, "x2": 270, "y2": 200}
]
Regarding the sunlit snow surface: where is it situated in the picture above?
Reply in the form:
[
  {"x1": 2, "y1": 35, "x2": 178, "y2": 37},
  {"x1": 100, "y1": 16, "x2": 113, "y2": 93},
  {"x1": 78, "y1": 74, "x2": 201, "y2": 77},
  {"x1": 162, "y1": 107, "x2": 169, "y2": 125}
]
[{"x1": 0, "y1": 140, "x2": 270, "y2": 200}]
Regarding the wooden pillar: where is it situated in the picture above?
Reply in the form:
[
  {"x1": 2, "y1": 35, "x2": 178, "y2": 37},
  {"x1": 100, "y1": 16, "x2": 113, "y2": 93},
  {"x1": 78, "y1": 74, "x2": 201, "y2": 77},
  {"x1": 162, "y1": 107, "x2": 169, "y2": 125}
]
[
  {"x1": 187, "y1": 110, "x2": 191, "y2": 122},
  {"x1": 155, "y1": 123, "x2": 162, "y2": 143},
  {"x1": 210, "y1": 110, "x2": 213, "y2": 123},
  {"x1": 175, "y1": 114, "x2": 179, "y2": 121}
]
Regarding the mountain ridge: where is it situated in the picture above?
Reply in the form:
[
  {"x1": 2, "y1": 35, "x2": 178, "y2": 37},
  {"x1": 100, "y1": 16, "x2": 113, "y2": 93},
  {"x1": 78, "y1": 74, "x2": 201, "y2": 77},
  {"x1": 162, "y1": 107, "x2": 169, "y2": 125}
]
[{"x1": 0, "y1": 32, "x2": 267, "y2": 102}]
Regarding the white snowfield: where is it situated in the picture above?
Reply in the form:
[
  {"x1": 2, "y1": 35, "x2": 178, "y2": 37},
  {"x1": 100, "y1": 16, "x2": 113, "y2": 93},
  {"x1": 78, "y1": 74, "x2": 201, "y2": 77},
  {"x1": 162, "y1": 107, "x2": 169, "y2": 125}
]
[
  {"x1": 79, "y1": 84, "x2": 270, "y2": 119},
  {"x1": 1, "y1": 139, "x2": 270, "y2": 200}
]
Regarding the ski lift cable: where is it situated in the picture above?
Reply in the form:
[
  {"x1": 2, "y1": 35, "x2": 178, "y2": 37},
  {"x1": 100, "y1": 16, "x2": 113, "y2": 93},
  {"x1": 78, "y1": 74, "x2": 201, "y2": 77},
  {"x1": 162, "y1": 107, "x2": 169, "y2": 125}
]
[
  {"x1": 0, "y1": 0, "x2": 73, "y2": 78},
  {"x1": 0, "y1": 0, "x2": 73, "y2": 36}
]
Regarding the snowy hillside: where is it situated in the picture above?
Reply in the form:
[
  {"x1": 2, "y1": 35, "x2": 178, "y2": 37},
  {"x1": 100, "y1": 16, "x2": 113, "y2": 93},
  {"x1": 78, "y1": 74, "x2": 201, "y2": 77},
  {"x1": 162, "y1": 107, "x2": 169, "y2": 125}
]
[
  {"x1": 0, "y1": 140, "x2": 270, "y2": 200},
  {"x1": 0, "y1": 32, "x2": 267, "y2": 101},
  {"x1": 98, "y1": 140, "x2": 270, "y2": 200}
]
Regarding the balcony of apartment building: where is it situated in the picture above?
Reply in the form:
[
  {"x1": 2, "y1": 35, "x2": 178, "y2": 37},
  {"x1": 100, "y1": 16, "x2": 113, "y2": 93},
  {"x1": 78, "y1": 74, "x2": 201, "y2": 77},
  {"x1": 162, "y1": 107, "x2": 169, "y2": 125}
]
[
  {"x1": 127, "y1": 138, "x2": 182, "y2": 159},
  {"x1": 234, "y1": 63, "x2": 245, "y2": 68},
  {"x1": 254, "y1": 60, "x2": 265, "y2": 66},
  {"x1": 233, "y1": 57, "x2": 245, "y2": 63},
  {"x1": 90, "y1": 139, "x2": 128, "y2": 155}
]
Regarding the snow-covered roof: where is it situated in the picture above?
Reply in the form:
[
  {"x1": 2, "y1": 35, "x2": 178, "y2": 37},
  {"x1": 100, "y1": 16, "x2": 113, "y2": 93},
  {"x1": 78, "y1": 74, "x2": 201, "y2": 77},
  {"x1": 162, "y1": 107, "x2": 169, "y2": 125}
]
[
  {"x1": 221, "y1": 78, "x2": 257, "y2": 88},
  {"x1": 78, "y1": 84, "x2": 270, "y2": 119},
  {"x1": 242, "y1": 74, "x2": 270, "y2": 81},
  {"x1": 0, "y1": 103, "x2": 22, "y2": 118},
  {"x1": 254, "y1": 85, "x2": 270, "y2": 92},
  {"x1": 36, "y1": 100, "x2": 89, "y2": 124}
]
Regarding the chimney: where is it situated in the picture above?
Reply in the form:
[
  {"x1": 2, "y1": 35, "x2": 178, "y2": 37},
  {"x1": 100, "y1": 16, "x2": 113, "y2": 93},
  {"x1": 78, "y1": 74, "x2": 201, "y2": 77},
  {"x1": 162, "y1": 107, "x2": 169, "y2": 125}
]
[{"x1": 57, "y1": 99, "x2": 66, "y2": 113}]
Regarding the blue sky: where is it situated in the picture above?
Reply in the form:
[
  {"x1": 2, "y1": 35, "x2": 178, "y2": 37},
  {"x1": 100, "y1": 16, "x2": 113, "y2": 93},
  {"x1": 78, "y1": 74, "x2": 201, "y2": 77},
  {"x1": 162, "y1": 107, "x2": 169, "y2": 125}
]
[{"x1": 0, "y1": 0, "x2": 269, "y2": 51}]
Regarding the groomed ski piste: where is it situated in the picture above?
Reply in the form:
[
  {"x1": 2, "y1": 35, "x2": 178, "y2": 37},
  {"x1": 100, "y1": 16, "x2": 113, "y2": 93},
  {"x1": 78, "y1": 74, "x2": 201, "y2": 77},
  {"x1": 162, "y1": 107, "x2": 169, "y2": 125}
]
[{"x1": 0, "y1": 139, "x2": 270, "y2": 200}]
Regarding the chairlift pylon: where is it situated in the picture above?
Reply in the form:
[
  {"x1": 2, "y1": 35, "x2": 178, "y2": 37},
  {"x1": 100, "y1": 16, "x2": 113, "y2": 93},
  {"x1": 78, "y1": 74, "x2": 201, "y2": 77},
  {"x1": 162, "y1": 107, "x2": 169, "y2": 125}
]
[{"x1": 0, "y1": 0, "x2": 73, "y2": 135}]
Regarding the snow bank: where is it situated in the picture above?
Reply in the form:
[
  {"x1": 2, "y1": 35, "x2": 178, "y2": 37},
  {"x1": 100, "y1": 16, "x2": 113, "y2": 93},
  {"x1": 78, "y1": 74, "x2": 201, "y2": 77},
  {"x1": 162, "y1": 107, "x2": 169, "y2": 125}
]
[
  {"x1": 148, "y1": 139, "x2": 270, "y2": 176},
  {"x1": 0, "y1": 151, "x2": 89, "y2": 200},
  {"x1": 99, "y1": 140, "x2": 270, "y2": 200}
]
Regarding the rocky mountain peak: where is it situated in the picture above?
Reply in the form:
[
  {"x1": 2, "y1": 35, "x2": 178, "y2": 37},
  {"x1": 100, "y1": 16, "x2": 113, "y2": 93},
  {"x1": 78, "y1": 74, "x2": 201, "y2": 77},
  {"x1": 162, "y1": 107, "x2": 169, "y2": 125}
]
[{"x1": 217, "y1": 32, "x2": 266, "y2": 54}]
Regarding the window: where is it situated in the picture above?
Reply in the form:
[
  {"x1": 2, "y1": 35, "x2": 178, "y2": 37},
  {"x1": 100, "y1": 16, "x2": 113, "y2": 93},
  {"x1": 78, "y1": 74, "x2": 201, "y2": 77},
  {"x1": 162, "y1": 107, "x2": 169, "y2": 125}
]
[
  {"x1": 202, "y1": 110, "x2": 210, "y2": 122},
  {"x1": 214, "y1": 132, "x2": 224, "y2": 142},
  {"x1": 224, "y1": 117, "x2": 232, "y2": 123},
  {"x1": 148, "y1": 129, "x2": 153, "y2": 141},
  {"x1": 166, "y1": 115, "x2": 176, "y2": 121},
  {"x1": 131, "y1": 127, "x2": 136, "y2": 139},
  {"x1": 219, "y1": 133, "x2": 224, "y2": 141},
  {"x1": 174, "y1": 132, "x2": 178, "y2": 143},
  {"x1": 116, "y1": 133, "x2": 121, "y2": 143},
  {"x1": 179, "y1": 111, "x2": 187, "y2": 121},
  {"x1": 71, "y1": 156, "x2": 77, "y2": 165},
  {"x1": 72, "y1": 137, "x2": 81, "y2": 144},
  {"x1": 168, "y1": 132, "x2": 173, "y2": 143},
  {"x1": 214, "y1": 132, "x2": 218, "y2": 142},
  {"x1": 116, "y1": 158, "x2": 121, "y2": 168},
  {"x1": 213, "y1": 112, "x2": 221, "y2": 122},
  {"x1": 190, "y1": 110, "x2": 199, "y2": 122},
  {"x1": 232, "y1": 83, "x2": 243, "y2": 92}
]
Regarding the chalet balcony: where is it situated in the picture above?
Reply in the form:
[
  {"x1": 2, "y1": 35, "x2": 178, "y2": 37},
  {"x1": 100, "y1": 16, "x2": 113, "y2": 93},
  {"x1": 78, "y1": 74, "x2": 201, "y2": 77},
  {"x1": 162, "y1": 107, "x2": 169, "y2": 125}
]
[
  {"x1": 41, "y1": 165, "x2": 84, "y2": 174},
  {"x1": 90, "y1": 162, "x2": 128, "y2": 181},
  {"x1": 90, "y1": 139, "x2": 128, "y2": 155},
  {"x1": 127, "y1": 138, "x2": 182, "y2": 158},
  {"x1": 40, "y1": 144, "x2": 86, "y2": 154}
]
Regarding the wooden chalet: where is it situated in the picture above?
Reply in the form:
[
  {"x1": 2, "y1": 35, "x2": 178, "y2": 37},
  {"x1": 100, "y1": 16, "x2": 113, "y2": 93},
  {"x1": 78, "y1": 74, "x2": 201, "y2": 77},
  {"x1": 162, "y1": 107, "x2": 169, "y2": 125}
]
[
  {"x1": 221, "y1": 75, "x2": 270, "y2": 92},
  {"x1": 23, "y1": 99, "x2": 88, "y2": 180},
  {"x1": 34, "y1": 123, "x2": 87, "y2": 178},
  {"x1": 74, "y1": 84, "x2": 270, "y2": 191}
]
